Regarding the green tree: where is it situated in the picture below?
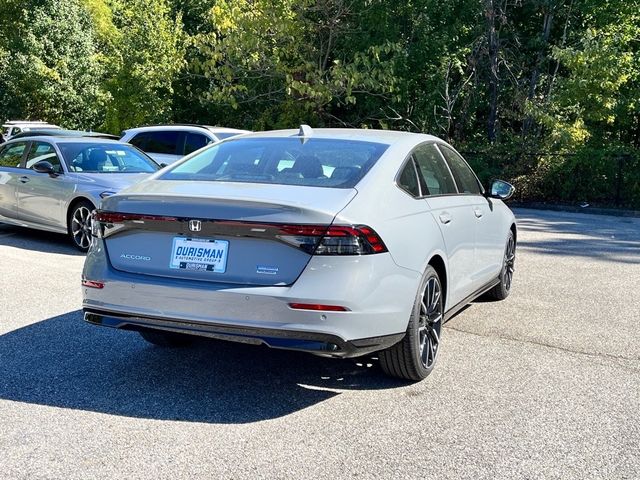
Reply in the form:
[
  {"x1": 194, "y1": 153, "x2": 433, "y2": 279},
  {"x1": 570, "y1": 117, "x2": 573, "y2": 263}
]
[
  {"x1": 193, "y1": 0, "x2": 400, "y2": 129},
  {"x1": 101, "y1": 0, "x2": 186, "y2": 133},
  {"x1": 0, "y1": 0, "x2": 107, "y2": 128}
]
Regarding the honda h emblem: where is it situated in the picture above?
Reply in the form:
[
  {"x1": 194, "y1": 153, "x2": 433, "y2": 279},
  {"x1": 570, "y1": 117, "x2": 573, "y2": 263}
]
[{"x1": 188, "y1": 219, "x2": 202, "y2": 232}]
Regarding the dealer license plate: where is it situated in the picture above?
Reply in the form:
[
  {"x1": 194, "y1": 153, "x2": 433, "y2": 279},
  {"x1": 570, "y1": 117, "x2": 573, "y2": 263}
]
[{"x1": 169, "y1": 237, "x2": 229, "y2": 273}]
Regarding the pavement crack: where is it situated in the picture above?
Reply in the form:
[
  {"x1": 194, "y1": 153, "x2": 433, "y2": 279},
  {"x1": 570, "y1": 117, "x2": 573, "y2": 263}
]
[{"x1": 444, "y1": 324, "x2": 640, "y2": 367}]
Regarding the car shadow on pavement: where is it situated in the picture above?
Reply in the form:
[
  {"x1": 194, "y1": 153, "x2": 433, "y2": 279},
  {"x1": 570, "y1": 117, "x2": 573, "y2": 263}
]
[
  {"x1": 0, "y1": 311, "x2": 407, "y2": 423},
  {"x1": 0, "y1": 224, "x2": 83, "y2": 256}
]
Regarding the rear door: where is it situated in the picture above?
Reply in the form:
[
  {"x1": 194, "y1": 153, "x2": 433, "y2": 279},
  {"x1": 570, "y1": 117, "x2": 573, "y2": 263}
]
[
  {"x1": 0, "y1": 141, "x2": 29, "y2": 221},
  {"x1": 17, "y1": 141, "x2": 76, "y2": 229},
  {"x1": 412, "y1": 143, "x2": 478, "y2": 307}
]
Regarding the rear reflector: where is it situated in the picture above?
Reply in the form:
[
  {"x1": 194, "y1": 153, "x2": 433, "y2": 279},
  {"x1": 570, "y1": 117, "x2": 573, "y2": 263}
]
[
  {"x1": 82, "y1": 279, "x2": 105, "y2": 289},
  {"x1": 288, "y1": 303, "x2": 350, "y2": 312}
]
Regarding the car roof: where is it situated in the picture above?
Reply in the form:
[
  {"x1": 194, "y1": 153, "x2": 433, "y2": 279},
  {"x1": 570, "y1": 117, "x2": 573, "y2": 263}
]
[
  {"x1": 234, "y1": 128, "x2": 441, "y2": 146},
  {"x1": 5, "y1": 135, "x2": 125, "y2": 145},
  {"x1": 10, "y1": 129, "x2": 118, "y2": 140},
  {"x1": 123, "y1": 124, "x2": 250, "y2": 135},
  {"x1": 3, "y1": 121, "x2": 60, "y2": 127}
]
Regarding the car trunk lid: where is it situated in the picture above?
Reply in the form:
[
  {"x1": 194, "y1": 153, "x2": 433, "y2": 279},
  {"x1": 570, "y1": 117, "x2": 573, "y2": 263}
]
[{"x1": 97, "y1": 180, "x2": 357, "y2": 286}]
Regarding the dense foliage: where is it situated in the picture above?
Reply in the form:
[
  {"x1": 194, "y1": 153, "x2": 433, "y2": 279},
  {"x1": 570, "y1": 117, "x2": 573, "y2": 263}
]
[{"x1": 0, "y1": 0, "x2": 638, "y2": 207}]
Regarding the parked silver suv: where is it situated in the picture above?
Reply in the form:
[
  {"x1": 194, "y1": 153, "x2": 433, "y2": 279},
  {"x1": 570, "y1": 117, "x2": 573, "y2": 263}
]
[{"x1": 120, "y1": 124, "x2": 250, "y2": 165}]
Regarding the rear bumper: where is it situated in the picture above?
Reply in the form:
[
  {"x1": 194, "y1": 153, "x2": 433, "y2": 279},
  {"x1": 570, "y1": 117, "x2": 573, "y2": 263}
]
[{"x1": 84, "y1": 308, "x2": 404, "y2": 358}]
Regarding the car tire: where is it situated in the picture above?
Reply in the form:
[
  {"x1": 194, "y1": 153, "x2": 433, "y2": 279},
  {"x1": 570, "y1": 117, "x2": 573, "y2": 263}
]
[
  {"x1": 486, "y1": 230, "x2": 516, "y2": 301},
  {"x1": 138, "y1": 329, "x2": 195, "y2": 347},
  {"x1": 68, "y1": 200, "x2": 95, "y2": 252},
  {"x1": 379, "y1": 265, "x2": 443, "y2": 381}
]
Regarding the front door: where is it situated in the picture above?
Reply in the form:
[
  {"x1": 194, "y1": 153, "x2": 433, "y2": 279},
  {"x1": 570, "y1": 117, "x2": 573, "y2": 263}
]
[
  {"x1": 17, "y1": 141, "x2": 75, "y2": 229},
  {"x1": 438, "y1": 145, "x2": 504, "y2": 286},
  {"x1": 413, "y1": 143, "x2": 478, "y2": 308},
  {"x1": 0, "y1": 141, "x2": 29, "y2": 221}
]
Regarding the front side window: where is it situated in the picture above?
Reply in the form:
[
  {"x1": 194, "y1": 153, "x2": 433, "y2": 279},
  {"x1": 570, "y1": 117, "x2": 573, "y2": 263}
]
[
  {"x1": 58, "y1": 143, "x2": 160, "y2": 173},
  {"x1": 130, "y1": 131, "x2": 180, "y2": 155},
  {"x1": 0, "y1": 142, "x2": 27, "y2": 167},
  {"x1": 439, "y1": 145, "x2": 482, "y2": 195},
  {"x1": 26, "y1": 142, "x2": 63, "y2": 173},
  {"x1": 160, "y1": 137, "x2": 389, "y2": 188},
  {"x1": 413, "y1": 143, "x2": 458, "y2": 195}
]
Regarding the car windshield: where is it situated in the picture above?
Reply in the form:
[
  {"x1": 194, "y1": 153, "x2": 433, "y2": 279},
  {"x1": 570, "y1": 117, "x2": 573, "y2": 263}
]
[
  {"x1": 58, "y1": 143, "x2": 160, "y2": 173},
  {"x1": 160, "y1": 137, "x2": 389, "y2": 188}
]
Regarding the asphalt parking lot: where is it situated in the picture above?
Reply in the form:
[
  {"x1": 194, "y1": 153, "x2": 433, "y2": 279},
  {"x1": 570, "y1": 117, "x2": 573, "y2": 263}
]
[{"x1": 0, "y1": 208, "x2": 638, "y2": 479}]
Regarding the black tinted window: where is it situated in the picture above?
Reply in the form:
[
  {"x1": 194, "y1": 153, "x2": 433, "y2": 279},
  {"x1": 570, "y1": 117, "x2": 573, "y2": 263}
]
[
  {"x1": 161, "y1": 138, "x2": 388, "y2": 188},
  {"x1": 26, "y1": 142, "x2": 63, "y2": 173},
  {"x1": 413, "y1": 143, "x2": 458, "y2": 195},
  {"x1": 0, "y1": 142, "x2": 27, "y2": 167},
  {"x1": 439, "y1": 145, "x2": 481, "y2": 194},
  {"x1": 130, "y1": 131, "x2": 180, "y2": 155},
  {"x1": 184, "y1": 133, "x2": 209, "y2": 155},
  {"x1": 397, "y1": 159, "x2": 421, "y2": 197}
]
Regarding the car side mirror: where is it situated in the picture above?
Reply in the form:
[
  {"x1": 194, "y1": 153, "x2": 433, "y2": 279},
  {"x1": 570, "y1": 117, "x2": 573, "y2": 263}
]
[
  {"x1": 487, "y1": 179, "x2": 515, "y2": 200},
  {"x1": 32, "y1": 160, "x2": 57, "y2": 175}
]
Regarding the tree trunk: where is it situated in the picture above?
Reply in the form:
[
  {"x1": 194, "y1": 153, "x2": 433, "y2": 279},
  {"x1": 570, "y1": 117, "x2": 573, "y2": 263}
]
[
  {"x1": 485, "y1": 0, "x2": 499, "y2": 144},
  {"x1": 522, "y1": 8, "x2": 554, "y2": 138}
]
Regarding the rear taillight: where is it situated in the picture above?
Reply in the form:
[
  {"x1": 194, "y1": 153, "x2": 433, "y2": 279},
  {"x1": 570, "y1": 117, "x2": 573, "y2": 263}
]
[
  {"x1": 92, "y1": 210, "x2": 387, "y2": 256},
  {"x1": 278, "y1": 225, "x2": 387, "y2": 255},
  {"x1": 92, "y1": 211, "x2": 178, "y2": 238}
]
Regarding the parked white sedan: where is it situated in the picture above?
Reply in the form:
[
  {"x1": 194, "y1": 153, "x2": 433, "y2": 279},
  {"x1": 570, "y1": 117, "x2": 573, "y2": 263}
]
[{"x1": 83, "y1": 127, "x2": 516, "y2": 381}]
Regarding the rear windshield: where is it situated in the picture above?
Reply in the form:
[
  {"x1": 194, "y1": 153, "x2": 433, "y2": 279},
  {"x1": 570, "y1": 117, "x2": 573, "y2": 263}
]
[
  {"x1": 58, "y1": 143, "x2": 160, "y2": 173},
  {"x1": 159, "y1": 137, "x2": 389, "y2": 188}
]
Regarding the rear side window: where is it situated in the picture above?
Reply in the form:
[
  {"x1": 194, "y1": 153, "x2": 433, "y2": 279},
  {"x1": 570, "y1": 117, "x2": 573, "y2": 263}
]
[
  {"x1": 129, "y1": 131, "x2": 180, "y2": 155},
  {"x1": 0, "y1": 142, "x2": 27, "y2": 167},
  {"x1": 184, "y1": 132, "x2": 210, "y2": 155},
  {"x1": 439, "y1": 145, "x2": 482, "y2": 194},
  {"x1": 161, "y1": 137, "x2": 389, "y2": 188},
  {"x1": 397, "y1": 159, "x2": 421, "y2": 197},
  {"x1": 413, "y1": 143, "x2": 458, "y2": 195}
]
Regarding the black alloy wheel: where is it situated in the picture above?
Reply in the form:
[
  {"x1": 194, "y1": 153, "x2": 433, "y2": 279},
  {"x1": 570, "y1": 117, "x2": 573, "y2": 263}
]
[
  {"x1": 379, "y1": 265, "x2": 443, "y2": 381},
  {"x1": 487, "y1": 230, "x2": 516, "y2": 300}
]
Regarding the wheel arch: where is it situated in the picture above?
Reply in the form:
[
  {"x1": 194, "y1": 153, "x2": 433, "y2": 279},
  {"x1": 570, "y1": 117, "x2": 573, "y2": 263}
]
[
  {"x1": 510, "y1": 222, "x2": 517, "y2": 244},
  {"x1": 66, "y1": 196, "x2": 96, "y2": 232},
  {"x1": 427, "y1": 254, "x2": 448, "y2": 311}
]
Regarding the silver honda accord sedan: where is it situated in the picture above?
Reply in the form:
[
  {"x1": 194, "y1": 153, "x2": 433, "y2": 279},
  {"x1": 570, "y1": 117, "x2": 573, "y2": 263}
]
[
  {"x1": 82, "y1": 127, "x2": 516, "y2": 381},
  {"x1": 0, "y1": 136, "x2": 160, "y2": 250}
]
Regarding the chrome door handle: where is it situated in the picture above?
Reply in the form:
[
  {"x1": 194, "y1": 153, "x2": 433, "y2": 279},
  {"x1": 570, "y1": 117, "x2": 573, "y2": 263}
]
[
  {"x1": 439, "y1": 213, "x2": 452, "y2": 224},
  {"x1": 19, "y1": 176, "x2": 30, "y2": 183},
  {"x1": 474, "y1": 208, "x2": 483, "y2": 218}
]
